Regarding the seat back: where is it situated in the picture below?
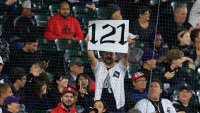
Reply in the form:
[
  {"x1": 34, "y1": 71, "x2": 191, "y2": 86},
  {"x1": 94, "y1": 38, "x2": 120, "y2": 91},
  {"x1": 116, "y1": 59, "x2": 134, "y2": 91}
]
[
  {"x1": 96, "y1": 7, "x2": 108, "y2": 20},
  {"x1": 49, "y1": 4, "x2": 58, "y2": 16}
]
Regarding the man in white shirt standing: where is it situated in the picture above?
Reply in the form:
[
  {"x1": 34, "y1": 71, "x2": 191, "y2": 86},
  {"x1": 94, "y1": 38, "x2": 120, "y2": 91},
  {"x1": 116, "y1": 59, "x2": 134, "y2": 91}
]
[
  {"x1": 85, "y1": 35, "x2": 133, "y2": 113},
  {"x1": 134, "y1": 79, "x2": 176, "y2": 113}
]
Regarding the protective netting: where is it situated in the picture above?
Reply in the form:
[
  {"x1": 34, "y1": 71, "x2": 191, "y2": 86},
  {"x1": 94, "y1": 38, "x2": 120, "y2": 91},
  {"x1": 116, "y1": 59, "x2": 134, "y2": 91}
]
[{"x1": 0, "y1": 0, "x2": 200, "y2": 113}]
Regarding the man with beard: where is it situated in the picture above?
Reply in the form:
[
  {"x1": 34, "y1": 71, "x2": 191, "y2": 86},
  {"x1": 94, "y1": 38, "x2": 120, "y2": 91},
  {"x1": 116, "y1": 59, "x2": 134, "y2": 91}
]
[
  {"x1": 85, "y1": 35, "x2": 134, "y2": 113},
  {"x1": 51, "y1": 87, "x2": 84, "y2": 113},
  {"x1": 44, "y1": 0, "x2": 83, "y2": 42}
]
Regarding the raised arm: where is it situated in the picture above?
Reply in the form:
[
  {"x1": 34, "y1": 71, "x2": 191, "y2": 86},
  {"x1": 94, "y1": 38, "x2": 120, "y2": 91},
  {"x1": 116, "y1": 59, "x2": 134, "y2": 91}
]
[
  {"x1": 85, "y1": 35, "x2": 98, "y2": 68},
  {"x1": 120, "y1": 36, "x2": 135, "y2": 67}
]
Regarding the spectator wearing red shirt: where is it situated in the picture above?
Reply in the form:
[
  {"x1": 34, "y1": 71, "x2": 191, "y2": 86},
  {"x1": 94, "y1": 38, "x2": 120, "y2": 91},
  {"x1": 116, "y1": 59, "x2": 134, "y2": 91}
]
[
  {"x1": 44, "y1": 0, "x2": 83, "y2": 42},
  {"x1": 51, "y1": 87, "x2": 84, "y2": 113}
]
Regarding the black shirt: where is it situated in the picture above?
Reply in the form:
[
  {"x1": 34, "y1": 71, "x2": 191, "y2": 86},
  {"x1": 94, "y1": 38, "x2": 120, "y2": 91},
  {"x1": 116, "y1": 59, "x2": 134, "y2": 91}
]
[
  {"x1": 130, "y1": 20, "x2": 155, "y2": 47},
  {"x1": 7, "y1": 49, "x2": 42, "y2": 73},
  {"x1": 159, "y1": 18, "x2": 190, "y2": 48},
  {"x1": 173, "y1": 100, "x2": 198, "y2": 113}
]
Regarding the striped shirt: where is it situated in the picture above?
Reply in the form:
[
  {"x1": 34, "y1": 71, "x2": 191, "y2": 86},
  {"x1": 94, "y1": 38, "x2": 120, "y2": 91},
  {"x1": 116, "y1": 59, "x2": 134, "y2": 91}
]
[{"x1": 92, "y1": 61, "x2": 127, "y2": 109}]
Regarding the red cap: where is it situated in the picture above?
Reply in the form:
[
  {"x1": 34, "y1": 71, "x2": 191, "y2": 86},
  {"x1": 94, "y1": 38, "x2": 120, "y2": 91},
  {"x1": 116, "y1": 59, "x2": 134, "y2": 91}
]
[
  {"x1": 62, "y1": 87, "x2": 77, "y2": 96},
  {"x1": 131, "y1": 72, "x2": 147, "y2": 81}
]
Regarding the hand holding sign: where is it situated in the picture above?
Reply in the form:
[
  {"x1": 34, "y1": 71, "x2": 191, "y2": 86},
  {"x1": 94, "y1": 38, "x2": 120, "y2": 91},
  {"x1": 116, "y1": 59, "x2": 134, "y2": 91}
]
[{"x1": 88, "y1": 20, "x2": 129, "y2": 53}]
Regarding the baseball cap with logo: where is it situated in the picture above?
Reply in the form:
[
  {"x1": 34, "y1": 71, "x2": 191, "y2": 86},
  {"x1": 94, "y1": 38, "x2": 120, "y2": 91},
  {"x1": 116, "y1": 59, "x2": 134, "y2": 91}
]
[
  {"x1": 0, "y1": 56, "x2": 4, "y2": 65},
  {"x1": 131, "y1": 72, "x2": 147, "y2": 81},
  {"x1": 61, "y1": 87, "x2": 77, "y2": 96},
  {"x1": 179, "y1": 84, "x2": 192, "y2": 92}
]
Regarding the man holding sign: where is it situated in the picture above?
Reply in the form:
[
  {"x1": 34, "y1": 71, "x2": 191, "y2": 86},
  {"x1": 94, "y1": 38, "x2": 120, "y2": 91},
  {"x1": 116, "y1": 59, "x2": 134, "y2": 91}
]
[{"x1": 85, "y1": 31, "x2": 133, "y2": 113}]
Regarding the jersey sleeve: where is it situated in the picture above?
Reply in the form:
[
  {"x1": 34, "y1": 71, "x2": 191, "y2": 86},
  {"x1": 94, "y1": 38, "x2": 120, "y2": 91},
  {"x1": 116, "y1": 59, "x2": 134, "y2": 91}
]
[
  {"x1": 92, "y1": 60, "x2": 100, "y2": 74},
  {"x1": 118, "y1": 61, "x2": 127, "y2": 72}
]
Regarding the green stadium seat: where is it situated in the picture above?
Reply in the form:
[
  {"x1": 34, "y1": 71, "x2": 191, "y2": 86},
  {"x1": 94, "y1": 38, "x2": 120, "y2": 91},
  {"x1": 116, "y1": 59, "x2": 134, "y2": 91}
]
[
  {"x1": 81, "y1": 18, "x2": 89, "y2": 31},
  {"x1": 197, "y1": 90, "x2": 200, "y2": 101},
  {"x1": 64, "y1": 49, "x2": 82, "y2": 59},
  {"x1": 17, "y1": 0, "x2": 23, "y2": 4},
  {"x1": 155, "y1": 65, "x2": 165, "y2": 73},
  {"x1": 49, "y1": 4, "x2": 58, "y2": 16},
  {"x1": 72, "y1": 6, "x2": 88, "y2": 18},
  {"x1": 189, "y1": 93, "x2": 200, "y2": 109},
  {"x1": 134, "y1": 41, "x2": 145, "y2": 49},
  {"x1": 0, "y1": 25, "x2": 2, "y2": 36},
  {"x1": 35, "y1": 15, "x2": 49, "y2": 27},
  {"x1": 96, "y1": 7, "x2": 108, "y2": 20},
  {"x1": 55, "y1": 38, "x2": 81, "y2": 51},
  {"x1": 150, "y1": 0, "x2": 159, "y2": 6},
  {"x1": 128, "y1": 65, "x2": 141, "y2": 77},
  {"x1": 37, "y1": 39, "x2": 57, "y2": 51},
  {"x1": 178, "y1": 67, "x2": 200, "y2": 90},
  {"x1": 172, "y1": 90, "x2": 179, "y2": 100},
  {"x1": 34, "y1": 0, "x2": 50, "y2": 5},
  {"x1": 72, "y1": 6, "x2": 96, "y2": 20},
  {"x1": 149, "y1": 0, "x2": 160, "y2": 10},
  {"x1": 34, "y1": 4, "x2": 49, "y2": 15}
]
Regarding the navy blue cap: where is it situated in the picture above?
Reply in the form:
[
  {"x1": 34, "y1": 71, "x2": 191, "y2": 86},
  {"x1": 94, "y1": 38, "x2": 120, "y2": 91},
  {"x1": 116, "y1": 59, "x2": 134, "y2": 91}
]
[
  {"x1": 3, "y1": 96, "x2": 20, "y2": 106},
  {"x1": 179, "y1": 84, "x2": 192, "y2": 92}
]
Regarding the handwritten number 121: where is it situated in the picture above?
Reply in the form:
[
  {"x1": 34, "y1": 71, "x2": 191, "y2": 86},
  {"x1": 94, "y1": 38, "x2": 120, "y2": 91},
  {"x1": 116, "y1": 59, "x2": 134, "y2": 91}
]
[{"x1": 89, "y1": 23, "x2": 127, "y2": 45}]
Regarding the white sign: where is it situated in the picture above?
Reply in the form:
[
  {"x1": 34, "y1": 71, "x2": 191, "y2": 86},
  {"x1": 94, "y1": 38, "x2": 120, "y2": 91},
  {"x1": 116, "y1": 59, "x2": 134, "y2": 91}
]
[{"x1": 88, "y1": 20, "x2": 129, "y2": 53}]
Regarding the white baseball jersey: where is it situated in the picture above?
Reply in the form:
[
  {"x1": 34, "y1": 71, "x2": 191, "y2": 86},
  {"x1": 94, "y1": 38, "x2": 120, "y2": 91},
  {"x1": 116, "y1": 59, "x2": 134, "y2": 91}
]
[
  {"x1": 92, "y1": 61, "x2": 127, "y2": 109},
  {"x1": 134, "y1": 98, "x2": 176, "y2": 113}
]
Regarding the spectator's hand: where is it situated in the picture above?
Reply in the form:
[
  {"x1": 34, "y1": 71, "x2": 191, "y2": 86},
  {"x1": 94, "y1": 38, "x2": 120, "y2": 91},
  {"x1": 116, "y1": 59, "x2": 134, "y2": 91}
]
[
  {"x1": 86, "y1": 3, "x2": 96, "y2": 11},
  {"x1": 5, "y1": 0, "x2": 16, "y2": 6},
  {"x1": 79, "y1": 88, "x2": 88, "y2": 96},
  {"x1": 196, "y1": 47, "x2": 200, "y2": 56},
  {"x1": 42, "y1": 84, "x2": 47, "y2": 95},
  {"x1": 43, "y1": 60, "x2": 49, "y2": 69},
  {"x1": 182, "y1": 57, "x2": 194, "y2": 64},
  {"x1": 127, "y1": 36, "x2": 136, "y2": 45},
  {"x1": 164, "y1": 71, "x2": 175, "y2": 79}
]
